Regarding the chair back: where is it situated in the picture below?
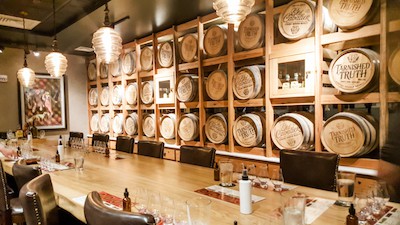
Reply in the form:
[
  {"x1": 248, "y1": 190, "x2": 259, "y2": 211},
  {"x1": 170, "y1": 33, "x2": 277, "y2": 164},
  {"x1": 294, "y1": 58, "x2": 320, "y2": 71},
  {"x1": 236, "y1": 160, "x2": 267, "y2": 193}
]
[
  {"x1": 0, "y1": 161, "x2": 10, "y2": 212},
  {"x1": 12, "y1": 159, "x2": 42, "y2": 192},
  {"x1": 137, "y1": 141, "x2": 164, "y2": 158},
  {"x1": 91, "y1": 133, "x2": 109, "y2": 147},
  {"x1": 179, "y1": 146, "x2": 216, "y2": 168},
  {"x1": 19, "y1": 174, "x2": 59, "y2": 225},
  {"x1": 69, "y1": 132, "x2": 84, "y2": 146},
  {"x1": 280, "y1": 149, "x2": 340, "y2": 191},
  {"x1": 116, "y1": 136, "x2": 134, "y2": 153},
  {"x1": 84, "y1": 191, "x2": 155, "y2": 225}
]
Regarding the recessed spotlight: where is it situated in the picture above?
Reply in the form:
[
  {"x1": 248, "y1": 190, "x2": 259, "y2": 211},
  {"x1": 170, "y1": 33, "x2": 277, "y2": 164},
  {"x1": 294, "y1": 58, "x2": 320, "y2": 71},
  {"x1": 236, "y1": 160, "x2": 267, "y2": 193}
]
[{"x1": 33, "y1": 50, "x2": 40, "y2": 57}]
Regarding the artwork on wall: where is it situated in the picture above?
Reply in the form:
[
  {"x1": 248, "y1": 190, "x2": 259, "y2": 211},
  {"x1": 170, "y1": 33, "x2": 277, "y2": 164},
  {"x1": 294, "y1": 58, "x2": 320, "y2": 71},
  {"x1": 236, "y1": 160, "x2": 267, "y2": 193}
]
[{"x1": 20, "y1": 74, "x2": 66, "y2": 129}]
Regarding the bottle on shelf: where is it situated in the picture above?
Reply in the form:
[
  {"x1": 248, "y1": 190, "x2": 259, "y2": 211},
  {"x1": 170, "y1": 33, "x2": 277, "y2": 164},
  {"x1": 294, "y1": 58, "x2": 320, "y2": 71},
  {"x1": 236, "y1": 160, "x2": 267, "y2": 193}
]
[
  {"x1": 346, "y1": 203, "x2": 358, "y2": 225},
  {"x1": 239, "y1": 167, "x2": 252, "y2": 214},
  {"x1": 57, "y1": 135, "x2": 64, "y2": 160},
  {"x1": 15, "y1": 125, "x2": 23, "y2": 139},
  {"x1": 282, "y1": 74, "x2": 291, "y2": 90},
  {"x1": 214, "y1": 162, "x2": 220, "y2": 181},
  {"x1": 123, "y1": 188, "x2": 131, "y2": 212}
]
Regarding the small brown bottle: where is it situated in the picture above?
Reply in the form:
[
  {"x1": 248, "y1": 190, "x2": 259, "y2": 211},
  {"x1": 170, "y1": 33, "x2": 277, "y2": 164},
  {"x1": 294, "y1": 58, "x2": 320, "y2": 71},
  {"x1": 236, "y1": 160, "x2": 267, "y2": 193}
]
[
  {"x1": 346, "y1": 203, "x2": 358, "y2": 225},
  {"x1": 122, "y1": 188, "x2": 131, "y2": 212},
  {"x1": 214, "y1": 162, "x2": 220, "y2": 181},
  {"x1": 55, "y1": 150, "x2": 60, "y2": 163}
]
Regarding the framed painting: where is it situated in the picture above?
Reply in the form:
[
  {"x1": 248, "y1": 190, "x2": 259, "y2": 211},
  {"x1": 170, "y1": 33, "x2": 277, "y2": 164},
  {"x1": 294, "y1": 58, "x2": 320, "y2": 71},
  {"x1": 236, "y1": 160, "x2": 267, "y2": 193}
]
[{"x1": 20, "y1": 74, "x2": 66, "y2": 129}]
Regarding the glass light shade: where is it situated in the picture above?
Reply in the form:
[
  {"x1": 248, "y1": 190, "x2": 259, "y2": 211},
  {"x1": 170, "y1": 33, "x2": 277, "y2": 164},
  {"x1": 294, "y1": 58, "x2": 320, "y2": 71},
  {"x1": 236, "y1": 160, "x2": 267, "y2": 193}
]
[
  {"x1": 92, "y1": 27, "x2": 122, "y2": 64},
  {"x1": 45, "y1": 51, "x2": 68, "y2": 77},
  {"x1": 213, "y1": 0, "x2": 255, "y2": 25},
  {"x1": 17, "y1": 67, "x2": 35, "y2": 88}
]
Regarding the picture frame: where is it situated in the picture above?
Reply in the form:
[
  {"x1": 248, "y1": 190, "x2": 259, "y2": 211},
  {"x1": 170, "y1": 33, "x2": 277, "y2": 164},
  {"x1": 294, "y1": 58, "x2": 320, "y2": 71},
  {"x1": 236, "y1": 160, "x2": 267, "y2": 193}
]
[{"x1": 20, "y1": 74, "x2": 66, "y2": 129}]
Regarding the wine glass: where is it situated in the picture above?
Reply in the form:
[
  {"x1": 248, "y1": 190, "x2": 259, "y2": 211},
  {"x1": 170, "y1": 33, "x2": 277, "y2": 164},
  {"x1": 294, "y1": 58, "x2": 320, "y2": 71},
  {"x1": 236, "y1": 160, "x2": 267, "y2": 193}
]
[
  {"x1": 256, "y1": 165, "x2": 270, "y2": 189},
  {"x1": 133, "y1": 188, "x2": 148, "y2": 214},
  {"x1": 372, "y1": 181, "x2": 390, "y2": 214},
  {"x1": 355, "y1": 192, "x2": 373, "y2": 225},
  {"x1": 147, "y1": 191, "x2": 161, "y2": 222},
  {"x1": 173, "y1": 201, "x2": 189, "y2": 225},
  {"x1": 160, "y1": 196, "x2": 175, "y2": 225},
  {"x1": 270, "y1": 168, "x2": 284, "y2": 192}
]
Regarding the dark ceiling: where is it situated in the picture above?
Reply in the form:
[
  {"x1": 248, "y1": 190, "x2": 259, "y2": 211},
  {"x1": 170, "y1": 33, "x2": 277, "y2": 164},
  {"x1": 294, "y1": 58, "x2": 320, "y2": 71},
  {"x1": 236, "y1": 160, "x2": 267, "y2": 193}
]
[{"x1": 0, "y1": 0, "x2": 286, "y2": 56}]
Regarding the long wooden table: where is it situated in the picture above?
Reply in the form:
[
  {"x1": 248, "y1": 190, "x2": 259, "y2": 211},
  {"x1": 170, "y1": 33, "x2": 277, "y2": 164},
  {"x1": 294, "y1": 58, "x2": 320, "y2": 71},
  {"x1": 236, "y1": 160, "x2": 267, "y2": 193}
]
[{"x1": 3, "y1": 139, "x2": 399, "y2": 225}]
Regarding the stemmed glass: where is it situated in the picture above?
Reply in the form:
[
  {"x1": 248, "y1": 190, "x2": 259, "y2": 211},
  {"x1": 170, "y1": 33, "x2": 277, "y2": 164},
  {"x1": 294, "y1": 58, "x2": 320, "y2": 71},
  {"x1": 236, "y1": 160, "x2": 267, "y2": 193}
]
[
  {"x1": 147, "y1": 191, "x2": 161, "y2": 222},
  {"x1": 355, "y1": 192, "x2": 374, "y2": 225},
  {"x1": 372, "y1": 181, "x2": 390, "y2": 215},
  {"x1": 160, "y1": 196, "x2": 175, "y2": 225},
  {"x1": 133, "y1": 188, "x2": 148, "y2": 214},
  {"x1": 270, "y1": 168, "x2": 284, "y2": 192},
  {"x1": 173, "y1": 201, "x2": 190, "y2": 225},
  {"x1": 256, "y1": 165, "x2": 270, "y2": 189}
]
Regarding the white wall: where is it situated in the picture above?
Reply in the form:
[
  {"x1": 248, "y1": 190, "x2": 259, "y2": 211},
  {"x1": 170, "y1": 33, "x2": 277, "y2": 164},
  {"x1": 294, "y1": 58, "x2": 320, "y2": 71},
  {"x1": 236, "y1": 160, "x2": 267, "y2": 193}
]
[{"x1": 0, "y1": 47, "x2": 88, "y2": 136}]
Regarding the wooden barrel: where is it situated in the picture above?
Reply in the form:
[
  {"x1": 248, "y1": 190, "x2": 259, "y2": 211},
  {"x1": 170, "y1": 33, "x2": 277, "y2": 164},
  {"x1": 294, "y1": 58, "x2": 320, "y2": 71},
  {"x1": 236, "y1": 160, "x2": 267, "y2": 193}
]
[
  {"x1": 176, "y1": 75, "x2": 198, "y2": 102},
  {"x1": 125, "y1": 113, "x2": 138, "y2": 136},
  {"x1": 100, "y1": 86, "x2": 109, "y2": 106},
  {"x1": 321, "y1": 112, "x2": 378, "y2": 157},
  {"x1": 328, "y1": 0, "x2": 378, "y2": 30},
  {"x1": 90, "y1": 113, "x2": 100, "y2": 132},
  {"x1": 271, "y1": 112, "x2": 314, "y2": 150},
  {"x1": 238, "y1": 13, "x2": 265, "y2": 50},
  {"x1": 233, "y1": 113, "x2": 264, "y2": 147},
  {"x1": 110, "y1": 58, "x2": 121, "y2": 77},
  {"x1": 179, "y1": 34, "x2": 198, "y2": 63},
  {"x1": 233, "y1": 65, "x2": 265, "y2": 100},
  {"x1": 206, "y1": 70, "x2": 227, "y2": 101},
  {"x1": 88, "y1": 88, "x2": 98, "y2": 106},
  {"x1": 125, "y1": 83, "x2": 138, "y2": 105},
  {"x1": 205, "y1": 113, "x2": 228, "y2": 144},
  {"x1": 140, "y1": 46, "x2": 153, "y2": 71},
  {"x1": 112, "y1": 85, "x2": 123, "y2": 105},
  {"x1": 160, "y1": 114, "x2": 176, "y2": 139},
  {"x1": 142, "y1": 113, "x2": 156, "y2": 137},
  {"x1": 389, "y1": 46, "x2": 400, "y2": 85},
  {"x1": 100, "y1": 113, "x2": 110, "y2": 133},
  {"x1": 122, "y1": 51, "x2": 136, "y2": 75},
  {"x1": 278, "y1": 0, "x2": 336, "y2": 41},
  {"x1": 112, "y1": 113, "x2": 124, "y2": 134},
  {"x1": 87, "y1": 62, "x2": 97, "y2": 81},
  {"x1": 178, "y1": 113, "x2": 199, "y2": 141},
  {"x1": 204, "y1": 25, "x2": 227, "y2": 57},
  {"x1": 329, "y1": 48, "x2": 380, "y2": 93},
  {"x1": 140, "y1": 81, "x2": 154, "y2": 104},
  {"x1": 99, "y1": 62, "x2": 108, "y2": 79},
  {"x1": 158, "y1": 42, "x2": 174, "y2": 68}
]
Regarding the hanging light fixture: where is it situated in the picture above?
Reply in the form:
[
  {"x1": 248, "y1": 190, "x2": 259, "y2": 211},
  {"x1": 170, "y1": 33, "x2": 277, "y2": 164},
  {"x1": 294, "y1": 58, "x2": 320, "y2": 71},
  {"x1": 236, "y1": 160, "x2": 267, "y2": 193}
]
[
  {"x1": 92, "y1": 3, "x2": 122, "y2": 64},
  {"x1": 17, "y1": 12, "x2": 35, "y2": 88},
  {"x1": 45, "y1": 0, "x2": 68, "y2": 77},
  {"x1": 212, "y1": 0, "x2": 255, "y2": 25}
]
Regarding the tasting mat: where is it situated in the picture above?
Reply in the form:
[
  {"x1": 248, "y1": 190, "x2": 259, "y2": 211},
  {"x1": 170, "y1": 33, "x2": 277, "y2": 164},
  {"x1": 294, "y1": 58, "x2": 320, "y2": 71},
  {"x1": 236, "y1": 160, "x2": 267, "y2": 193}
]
[
  {"x1": 373, "y1": 206, "x2": 399, "y2": 225},
  {"x1": 233, "y1": 179, "x2": 297, "y2": 191},
  {"x1": 40, "y1": 161, "x2": 74, "y2": 172},
  {"x1": 195, "y1": 185, "x2": 265, "y2": 205}
]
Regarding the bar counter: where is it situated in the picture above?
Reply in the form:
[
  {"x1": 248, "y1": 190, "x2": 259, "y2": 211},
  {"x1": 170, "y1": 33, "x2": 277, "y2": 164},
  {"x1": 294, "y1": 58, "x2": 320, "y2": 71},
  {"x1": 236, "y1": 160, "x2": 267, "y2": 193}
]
[{"x1": 2, "y1": 139, "x2": 399, "y2": 225}]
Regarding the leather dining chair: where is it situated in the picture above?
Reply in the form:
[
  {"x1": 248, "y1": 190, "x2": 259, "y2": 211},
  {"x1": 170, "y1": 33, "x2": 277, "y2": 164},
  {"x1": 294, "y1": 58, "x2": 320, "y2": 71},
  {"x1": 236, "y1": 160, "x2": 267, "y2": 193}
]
[
  {"x1": 84, "y1": 191, "x2": 155, "y2": 225},
  {"x1": 69, "y1": 132, "x2": 84, "y2": 146},
  {"x1": 12, "y1": 159, "x2": 42, "y2": 192},
  {"x1": 0, "y1": 161, "x2": 25, "y2": 225},
  {"x1": 179, "y1": 146, "x2": 216, "y2": 168},
  {"x1": 280, "y1": 149, "x2": 340, "y2": 191},
  {"x1": 19, "y1": 174, "x2": 84, "y2": 225},
  {"x1": 137, "y1": 141, "x2": 164, "y2": 158},
  {"x1": 116, "y1": 136, "x2": 135, "y2": 154},
  {"x1": 91, "y1": 133, "x2": 109, "y2": 147}
]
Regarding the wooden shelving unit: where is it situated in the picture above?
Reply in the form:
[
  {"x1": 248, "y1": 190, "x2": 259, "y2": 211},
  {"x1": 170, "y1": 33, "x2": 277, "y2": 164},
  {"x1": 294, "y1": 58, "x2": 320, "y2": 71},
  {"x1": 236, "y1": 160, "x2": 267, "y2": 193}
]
[{"x1": 86, "y1": 0, "x2": 400, "y2": 168}]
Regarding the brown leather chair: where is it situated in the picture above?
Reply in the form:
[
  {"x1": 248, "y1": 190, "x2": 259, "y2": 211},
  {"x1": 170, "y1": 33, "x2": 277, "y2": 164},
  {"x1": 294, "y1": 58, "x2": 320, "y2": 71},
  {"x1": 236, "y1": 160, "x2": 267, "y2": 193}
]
[
  {"x1": 179, "y1": 146, "x2": 216, "y2": 168},
  {"x1": 0, "y1": 161, "x2": 24, "y2": 225},
  {"x1": 280, "y1": 149, "x2": 340, "y2": 191},
  {"x1": 116, "y1": 136, "x2": 134, "y2": 153},
  {"x1": 69, "y1": 131, "x2": 84, "y2": 146},
  {"x1": 12, "y1": 159, "x2": 42, "y2": 192},
  {"x1": 84, "y1": 191, "x2": 155, "y2": 225},
  {"x1": 91, "y1": 133, "x2": 109, "y2": 147},
  {"x1": 137, "y1": 141, "x2": 164, "y2": 158},
  {"x1": 19, "y1": 174, "x2": 83, "y2": 225}
]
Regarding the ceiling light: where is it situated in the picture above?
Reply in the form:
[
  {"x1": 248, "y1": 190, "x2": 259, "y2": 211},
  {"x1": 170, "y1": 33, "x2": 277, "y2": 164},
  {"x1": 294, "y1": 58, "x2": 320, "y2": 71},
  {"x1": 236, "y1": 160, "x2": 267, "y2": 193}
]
[
  {"x1": 33, "y1": 50, "x2": 40, "y2": 57},
  {"x1": 17, "y1": 13, "x2": 35, "y2": 88},
  {"x1": 92, "y1": 3, "x2": 122, "y2": 64},
  {"x1": 213, "y1": 0, "x2": 255, "y2": 25},
  {"x1": 45, "y1": 0, "x2": 68, "y2": 78}
]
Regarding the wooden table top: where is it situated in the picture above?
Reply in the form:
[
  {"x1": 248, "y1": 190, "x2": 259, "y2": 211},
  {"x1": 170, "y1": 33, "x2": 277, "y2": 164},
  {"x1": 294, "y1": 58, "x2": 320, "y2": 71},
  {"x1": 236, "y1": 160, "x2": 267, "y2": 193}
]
[{"x1": 3, "y1": 139, "x2": 399, "y2": 225}]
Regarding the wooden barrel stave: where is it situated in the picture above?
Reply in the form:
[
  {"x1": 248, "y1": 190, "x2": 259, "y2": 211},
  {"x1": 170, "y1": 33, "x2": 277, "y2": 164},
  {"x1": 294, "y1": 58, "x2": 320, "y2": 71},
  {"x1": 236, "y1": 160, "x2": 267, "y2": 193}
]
[
  {"x1": 122, "y1": 51, "x2": 136, "y2": 75},
  {"x1": 160, "y1": 114, "x2": 176, "y2": 139},
  {"x1": 143, "y1": 113, "x2": 156, "y2": 137},
  {"x1": 158, "y1": 42, "x2": 174, "y2": 68},
  {"x1": 233, "y1": 65, "x2": 265, "y2": 100},
  {"x1": 125, "y1": 83, "x2": 138, "y2": 105},
  {"x1": 125, "y1": 113, "x2": 138, "y2": 136},
  {"x1": 140, "y1": 81, "x2": 154, "y2": 104},
  {"x1": 140, "y1": 46, "x2": 153, "y2": 71},
  {"x1": 178, "y1": 113, "x2": 199, "y2": 141},
  {"x1": 233, "y1": 113, "x2": 264, "y2": 147},
  {"x1": 205, "y1": 70, "x2": 227, "y2": 101},
  {"x1": 179, "y1": 34, "x2": 198, "y2": 63},
  {"x1": 238, "y1": 13, "x2": 265, "y2": 50},
  {"x1": 203, "y1": 25, "x2": 227, "y2": 57},
  {"x1": 205, "y1": 113, "x2": 228, "y2": 144},
  {"x1": 176, "y1": 75, "x2": 198, "y2": 102}
]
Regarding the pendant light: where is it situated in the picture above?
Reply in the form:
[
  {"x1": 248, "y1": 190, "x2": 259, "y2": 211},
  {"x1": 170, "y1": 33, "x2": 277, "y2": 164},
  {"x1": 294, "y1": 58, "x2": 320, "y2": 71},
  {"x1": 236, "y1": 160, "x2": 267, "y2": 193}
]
[
  {"x1": 17, "y1": 12, "x2": 35, "y2": 88},
  {"x1": 92, "y1": 3, "x2": 122, "y2": 64},
  {"x1": 213, "y1": 0, "x2": 255, "y2": 25},
  {"x1": 45, "y1": 0, "x2": 68, "y2": 77}
]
